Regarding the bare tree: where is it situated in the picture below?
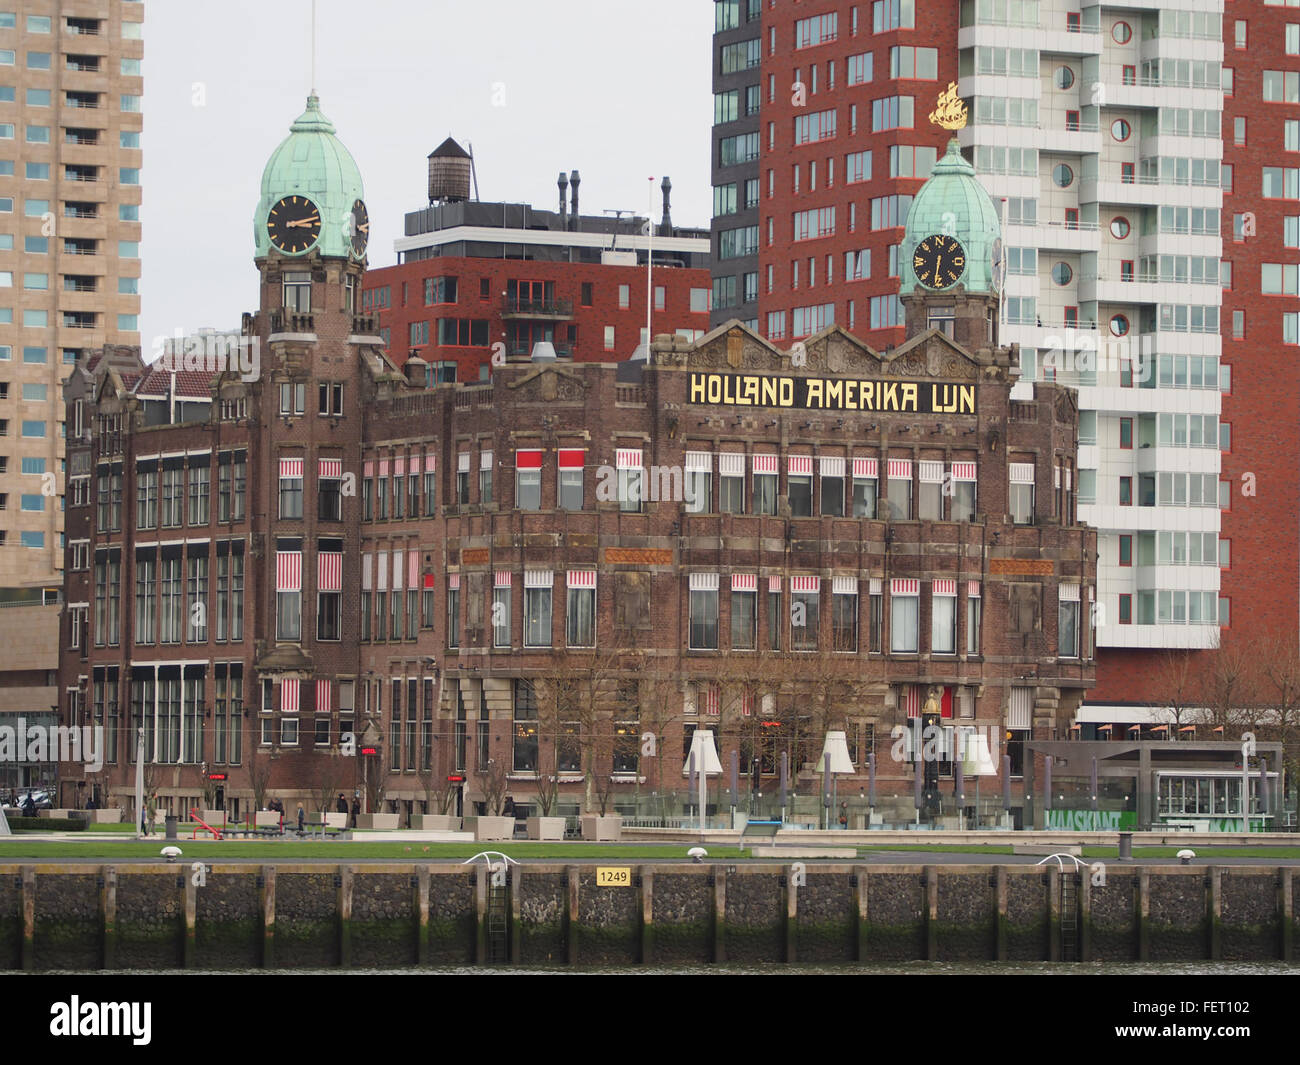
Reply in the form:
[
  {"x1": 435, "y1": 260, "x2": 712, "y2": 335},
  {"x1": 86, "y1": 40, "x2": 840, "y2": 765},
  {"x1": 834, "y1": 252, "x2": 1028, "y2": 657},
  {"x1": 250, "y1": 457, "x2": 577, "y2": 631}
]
[
  {"x1": 477, "y1": 757, "x2": 510, "y2": 816},
  {"x1": 1199, "y1": 627, "x2": 1259, "y2": 738},
  {"x1": 1149, "y1": 647, "x2": 1203, "y2": 736},
  {"x1": 309, "y1": 756, "x2": 347, "y2": 830}
]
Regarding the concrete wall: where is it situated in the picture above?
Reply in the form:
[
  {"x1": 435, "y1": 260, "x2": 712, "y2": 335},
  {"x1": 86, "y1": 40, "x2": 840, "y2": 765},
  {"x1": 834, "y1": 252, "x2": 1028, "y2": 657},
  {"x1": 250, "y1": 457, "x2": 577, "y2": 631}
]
[{"x1": 0, "y1": 861, "x2": 1292, "y2": 969}]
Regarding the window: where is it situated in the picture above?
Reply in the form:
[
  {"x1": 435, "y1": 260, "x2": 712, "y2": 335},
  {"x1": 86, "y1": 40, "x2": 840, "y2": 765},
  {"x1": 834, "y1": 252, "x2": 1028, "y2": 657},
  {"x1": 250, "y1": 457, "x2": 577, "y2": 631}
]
[
  {"x1": 493, "y1": 580, "x2": 510, "y2": 647},
  {"x1": 832, "y1": 581, "x2": 857, "y2": 652},
  {"x1": 513, "y1": 680, "x2": 538, "y2": 772},
  {"x1": 890, "y1": 581, "x2": 919, "y2": 653},
  {"x1": 885, "y1": 462, "x2": 911, "y2": 520},
  {"x1": 871, "y1": 96, "x2": 913, "y2": 132},
  {"x1": 524, "y1": 575, "x2": 552, "y2": 647},
  {"x1": 791, "y1": 579, "x2": 820, "y2": 651},
  {"x1": 447, "y1": 579, "x2": 461, "y2": 648},
  {"x1": 566, "y1": 572, "x2": 596, "y2": 647},
  {"x1": 515, "y1": 450, "x2": 541, "y2": 510},
  {"x1": 1119, "y1": 535, "x2": 1132, "y2": 566},
  {"x1": 278, "y1": 459, "x2": 303, "y2": 519},
  {"x1": 731, "y1": 577, "x2": 757, "y2": 650},
  {"x1": 1009, "y1": 464, "x2": 1034, "y2": 524},
  {"x1": 931, "y1": 584, "x2": 956, "y2": 654},
  {"x1": 966, "y1": 590, "x2": 981, "y2": 654},
  {"x1": 689, "y1": 575, "x2": 719, "y2": 650},
  {"x1": 1052, "y1": 164, "x2": 1074, "y2": 188},
  {"x1": 1058, "y1": 590, "x2": 1080, "y2": 658}
]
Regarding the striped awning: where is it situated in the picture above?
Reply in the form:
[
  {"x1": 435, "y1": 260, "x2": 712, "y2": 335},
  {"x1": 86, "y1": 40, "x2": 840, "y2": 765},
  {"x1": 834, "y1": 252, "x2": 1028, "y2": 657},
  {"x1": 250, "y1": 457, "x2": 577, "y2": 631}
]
[
  {"x1": 318, "y1": 458, "x2": 342, "y2": 479},
  {"x1": 395, "y1": 457, "x2": 406, "y2": 477},
  {"x1": 705, "y1": 683, "x2": 720, "y2": 715},
  {"x1": 424, "y1": 454, "x2": 436, "y2": 473},
  {"x1": 891, "y1": 578, "x2": 919, "y2": 596},
  {"x1": 279, "y1": 457, "x2": 303, "y2": 479},
  {"x1": 318, "y1": 552, "x2": 342, "y2": 592},
  {"x1": 689, "y1": 572, "x2": 719, "y2": 591},
  {"x1": 409, "y1": 552, "x2": 419, "y2": 589},
  {"x1": 718, "y1": 453, "x2": 744, "y2": 476},
  {"x1": 524, "y1": 570, "x2": 553, "y2": 588},
  {"x1": 362, "y1": 553, "x2": 372, "y2": 591},
  {"x1": 951, "y1": 462, "x2": 976, "y2": 480},
  {"x1": 732, "y1": 573, "x2": 757, "y2": 592},
  {"x1": 364, "y1": 461, "x2": 374, "y2": 478},
  {"x1": 788, "y1": 455, "x2": 813, "y2": 475},
  {"x1": 378, "y1": 459, "x2": 390, "y2": 477},
  {"x1": 741, "y1": 691, "x2": 754, "y2": 717},
  {"x1": 457, "y1": 453, "x2": 470, "y2": 473},
  {"x1": 820, "y1": 456, "x2": 845, "y2": 478},
  {"x1": 316, "y1": 679, "x2": 332, "y2": 714},
  {"x1": 903, "y1": 684, "x2": 922, "y2": 717},
  {"x1": 933, "y1": 579, "x2": 957, "y2": 596},
  {"x1": 918, "y1": 460, "x2": 944, "y2": 483},
  {"x1": 616, "y1": 448, "x2": 642, "y2": 470},
  {"x1": 852, "y1": 457, "x2": 878, "y2": 479},
  {"x1": 752, "y1": 454, "x2": 778, "y2": 474},
  {"x1": 392, "y1": 551, "x2": 403, "y2": 590},
  {"x1": 869, "y1": 578, "x2": 882, "y2": 595},
  {"x1": 566, "y1": 570, "x2": 596, "y2": 589},
  {"x1": 494, "y1": 570, "x2": 512, "y2": 588},
  {"x1": 1010, "y1": 463, "x2": 1035, "y2": 484},
  {"x1": 967, "y1": 581, "x2": 981, "y2": 598},
  {"x1": 276, "y1": 551, "x2": 301, "y2": 592},
  {"x1": 281, "y1": 678, "x2": 300, "y2": 713},
  {"x1": 376, "y1": 553, "x2": 387, "y2": 590},
  {"x1": 1059, "y1": 583, "x2": 1080, "y2": 601},
  {"x1": 448, "y1": 574, "x2": 461, "y2": 591},
  {"x1": 480, "y1": 450, "x2": 492, "y2": 470},
  {"x1": 768, "y1": 575, "x2": 782, "y2": 593},
  {"x1": 790, "y1": 576, "x2": 820, "y2": 593},
  {"x1": 832, "y1": 576, "x2": 856, "y2": 595},
  {"x1": 887, "y1": 459, "x2": 911, "y2": 479},
  {"x1": 685, "y1": 451, "x2": 712, "y2": 472},
  {"x1": 1009, "y1": 687, "x2": 1033, "y2": 729}
]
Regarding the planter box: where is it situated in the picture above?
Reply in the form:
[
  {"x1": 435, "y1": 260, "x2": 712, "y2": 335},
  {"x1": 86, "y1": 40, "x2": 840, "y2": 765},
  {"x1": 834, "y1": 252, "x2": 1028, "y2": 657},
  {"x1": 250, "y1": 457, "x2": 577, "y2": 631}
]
[
  {"x1": 324, "y1": 812, "x2": 348, "y2": 829},
  {"x1": 526, "y1": 816, "x2": 566, "y2": 841},
  {"x1": 86, "y1": 809, "x2": 123, "y2": 824},
  {"x1": 466, "y1": 815, "x2": 513, "y2": 841},
  {"x1": 254, "y1": 811, "x2": 282, "y2": 828},
  {"x1": 197, "y1": 809, "x2": 226, "y2": 827},
  {"x1": 355, "y1": 813, "x2": 400, "y2": 830},
  {"x1": 412, "y1": 814, "x2": 461, "y2": 831},
  {"x1": 580, "y1": 815, "x2": 622, "y2": 842}
]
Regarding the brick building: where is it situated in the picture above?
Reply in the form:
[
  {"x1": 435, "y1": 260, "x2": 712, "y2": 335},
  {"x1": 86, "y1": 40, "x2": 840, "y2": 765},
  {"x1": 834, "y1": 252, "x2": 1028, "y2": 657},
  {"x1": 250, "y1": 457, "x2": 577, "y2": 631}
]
[
  {"x1": 361, "y1": 140, "x2": 713, "y2": 383},
  {"x1": 57, "y1": 93, "x2": 1095, "y2": 827}
]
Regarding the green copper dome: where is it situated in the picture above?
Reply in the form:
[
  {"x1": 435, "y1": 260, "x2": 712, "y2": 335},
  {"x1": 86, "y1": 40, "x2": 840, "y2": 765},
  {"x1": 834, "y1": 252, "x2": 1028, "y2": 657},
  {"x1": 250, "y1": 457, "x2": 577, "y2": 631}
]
[
  {"x1": 899, "y1": 137, "x2": 1002, "y2": 297},
  {"x1": 254, "y1": 95, "x2": 364, "y2": 259}
]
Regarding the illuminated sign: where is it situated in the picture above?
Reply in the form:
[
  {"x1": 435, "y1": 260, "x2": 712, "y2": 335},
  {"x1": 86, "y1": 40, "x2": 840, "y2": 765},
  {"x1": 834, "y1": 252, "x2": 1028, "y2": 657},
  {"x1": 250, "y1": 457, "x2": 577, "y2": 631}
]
[{"x1": 688, "y1": 372, "x2": 976, "y2": 414}]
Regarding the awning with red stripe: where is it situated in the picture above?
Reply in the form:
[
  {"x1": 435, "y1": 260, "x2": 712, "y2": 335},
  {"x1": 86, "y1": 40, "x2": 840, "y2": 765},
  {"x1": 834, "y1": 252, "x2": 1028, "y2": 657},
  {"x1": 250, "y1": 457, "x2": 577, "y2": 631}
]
[
  {"x1": 279, "y1": 458, "x2": 304, "y2": 479},
  {"x1": 316, "y1": 679, "x2": 331, "y2": 714},
  {"x1": 276, "y1": 551, "x2": 302, "y2": 592},
  {"x1": 281, "y1": 678, "x2": 300, "y2": 712},
  {"x1": 852, "y1": 457, "x2": 878, "y2": 479},
  {"x1": 318, "y1": 458, "x2": 342, "y2": 479},
  {"x1": 317, "y1": 552, "x2": 342, "y2": 592}
]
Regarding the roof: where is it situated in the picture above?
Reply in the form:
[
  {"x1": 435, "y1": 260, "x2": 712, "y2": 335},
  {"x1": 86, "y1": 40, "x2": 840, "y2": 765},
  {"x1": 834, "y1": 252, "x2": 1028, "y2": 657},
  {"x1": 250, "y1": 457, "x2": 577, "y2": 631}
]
[
  {"x1": 132, "y1": 366, "x2": 220, "y2": 399},
  {"x1": 428, "y1": 136, "x2": 470, "y2": 159}
]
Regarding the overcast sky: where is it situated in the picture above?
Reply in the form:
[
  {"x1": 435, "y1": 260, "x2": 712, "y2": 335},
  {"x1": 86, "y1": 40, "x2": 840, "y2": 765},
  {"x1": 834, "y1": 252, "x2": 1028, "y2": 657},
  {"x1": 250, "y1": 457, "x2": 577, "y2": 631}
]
[{"x1": 140, "y1": 0, "x2": 714, "y2": 353}]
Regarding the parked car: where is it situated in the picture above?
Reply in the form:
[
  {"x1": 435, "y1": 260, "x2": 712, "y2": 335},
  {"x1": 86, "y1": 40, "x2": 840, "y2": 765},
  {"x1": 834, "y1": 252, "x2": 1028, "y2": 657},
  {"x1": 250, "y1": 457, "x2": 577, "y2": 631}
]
[{"x1": 3, "y1": 790, "x2": 52, "y2": 811}]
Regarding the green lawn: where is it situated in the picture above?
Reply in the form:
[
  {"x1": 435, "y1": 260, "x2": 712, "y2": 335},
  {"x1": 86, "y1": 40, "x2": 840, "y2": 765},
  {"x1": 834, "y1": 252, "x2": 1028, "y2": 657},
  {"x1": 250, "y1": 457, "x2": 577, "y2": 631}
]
[{"x1": 0, "y1": 840, "x2": 750, "y2": 861}]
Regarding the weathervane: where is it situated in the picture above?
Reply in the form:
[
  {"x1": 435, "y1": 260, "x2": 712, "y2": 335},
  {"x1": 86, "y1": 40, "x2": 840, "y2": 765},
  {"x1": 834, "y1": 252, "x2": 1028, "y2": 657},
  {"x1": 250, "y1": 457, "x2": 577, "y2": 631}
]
[{"x1": 928, "y1": 82, "x2": 967, "y2": 130}]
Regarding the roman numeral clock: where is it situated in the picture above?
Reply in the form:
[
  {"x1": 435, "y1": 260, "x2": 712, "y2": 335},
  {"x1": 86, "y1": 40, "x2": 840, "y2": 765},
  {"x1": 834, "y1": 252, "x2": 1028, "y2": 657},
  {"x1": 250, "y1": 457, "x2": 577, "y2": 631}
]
[{"x1": 912, "y1": 234, "x2": 966, "y2": 290}]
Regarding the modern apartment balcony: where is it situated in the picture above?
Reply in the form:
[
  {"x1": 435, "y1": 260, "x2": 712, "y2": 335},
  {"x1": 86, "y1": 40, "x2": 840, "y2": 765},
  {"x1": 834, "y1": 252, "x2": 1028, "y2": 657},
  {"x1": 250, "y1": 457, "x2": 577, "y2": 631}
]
[
  {"x1": 500, "y1": 296, "x2": 573, "y2": 320},
  {"x1": 1096, "y1": 622, "x2": 1219, "y2": 650},
  {"x1": 506, "y1": 341, "x2": 572, "y2": 358},
  {"x1": 1018, "y1": 219, "x2": 1100, "y2": 252}
]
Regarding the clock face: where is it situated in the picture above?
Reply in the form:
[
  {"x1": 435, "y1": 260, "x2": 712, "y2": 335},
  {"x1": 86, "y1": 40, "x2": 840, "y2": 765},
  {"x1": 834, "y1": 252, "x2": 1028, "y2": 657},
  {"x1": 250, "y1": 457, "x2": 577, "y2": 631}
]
[
  {"x1": 912, "y1": 233, "x2": 967, "y2": 290},
  {"x1": 349, "y1": 199, "x2": 369, "y2": 257},
  {"x1": 990, "y1": 238, "x2": 1004, "y2": 293},
  {"x1": 266, "y1": 195, "x2": 321, "y2": 254}
]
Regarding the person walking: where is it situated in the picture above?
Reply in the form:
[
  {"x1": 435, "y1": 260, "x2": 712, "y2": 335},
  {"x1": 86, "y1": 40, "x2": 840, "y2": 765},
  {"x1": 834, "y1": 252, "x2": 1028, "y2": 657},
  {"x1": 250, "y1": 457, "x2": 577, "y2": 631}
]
[
  {"x1": 296, "y1": 802, "x2": 305, "y2": 835},
  {"x1": 336, "y1": 793, "x2": 348, "y2": 816},
  {"x1": 350, "y1": 796, "x2": 360, "y2": 828}
]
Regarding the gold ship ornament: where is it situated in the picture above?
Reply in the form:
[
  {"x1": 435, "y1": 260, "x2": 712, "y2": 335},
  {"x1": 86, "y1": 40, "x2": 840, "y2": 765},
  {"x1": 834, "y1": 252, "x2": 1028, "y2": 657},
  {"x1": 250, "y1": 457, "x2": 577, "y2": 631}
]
[{"x1": 928, "y1": 82, "x2": 967, "y2": 130}]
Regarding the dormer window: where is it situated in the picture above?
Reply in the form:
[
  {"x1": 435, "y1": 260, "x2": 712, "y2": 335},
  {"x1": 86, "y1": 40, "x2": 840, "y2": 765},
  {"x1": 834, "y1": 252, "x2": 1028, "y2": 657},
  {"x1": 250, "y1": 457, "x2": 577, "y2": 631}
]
[{"x1": 283, "y1": 271, "x2": 311, "y2": 313}]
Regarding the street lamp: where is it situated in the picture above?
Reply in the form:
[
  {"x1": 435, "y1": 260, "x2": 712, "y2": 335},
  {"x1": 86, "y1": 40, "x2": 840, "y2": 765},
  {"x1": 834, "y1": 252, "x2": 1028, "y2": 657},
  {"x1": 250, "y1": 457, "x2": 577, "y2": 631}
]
[
  {"x1": 682, "y1": 729, "x2": 722, "y2": 833},
  {"x1": 818, "y1": 731, "x2": 854, "y2": 829}
]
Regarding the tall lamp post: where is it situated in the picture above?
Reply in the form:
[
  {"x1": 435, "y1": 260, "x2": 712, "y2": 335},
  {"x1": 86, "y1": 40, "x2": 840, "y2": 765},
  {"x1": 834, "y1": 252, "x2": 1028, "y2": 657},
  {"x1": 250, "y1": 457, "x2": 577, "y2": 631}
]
[
  {"x1": 818, "y1": 731, "x2": 855, "y2": 829},
  {"x1": 683, "y1": 729, "x2": 722, "y2": 833}
]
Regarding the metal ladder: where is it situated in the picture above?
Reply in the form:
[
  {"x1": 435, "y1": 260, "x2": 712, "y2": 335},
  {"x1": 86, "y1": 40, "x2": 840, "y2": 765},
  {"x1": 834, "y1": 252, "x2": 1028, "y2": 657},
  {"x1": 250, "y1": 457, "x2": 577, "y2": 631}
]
[
  {"x1": 1059, "y1": 871, "x2": 1079, "y2": 961},
  {"x1": 485, "y1": 879, "x2": 509, "y2": 963}
]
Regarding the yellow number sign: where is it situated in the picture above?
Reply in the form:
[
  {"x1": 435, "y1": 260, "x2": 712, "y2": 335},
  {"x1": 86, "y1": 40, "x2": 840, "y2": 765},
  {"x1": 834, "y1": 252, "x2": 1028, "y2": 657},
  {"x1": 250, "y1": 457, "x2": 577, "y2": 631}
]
[{"x1": 596, "y1": 867, "x2": 632, "y2": 887}]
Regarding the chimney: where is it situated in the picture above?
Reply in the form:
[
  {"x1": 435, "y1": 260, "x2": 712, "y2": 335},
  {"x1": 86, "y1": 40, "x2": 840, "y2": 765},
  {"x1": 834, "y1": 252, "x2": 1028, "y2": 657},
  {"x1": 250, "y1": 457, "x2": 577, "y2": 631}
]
[
  {"x1": 569, "y1": 169, "x2": 581, "y2": 231},
  {"x1": 660, "y1": 175, "x2": 672, "y2": 236},
  {"x1": 557, "y1": 171, "x2": 568, "y2": 221}
]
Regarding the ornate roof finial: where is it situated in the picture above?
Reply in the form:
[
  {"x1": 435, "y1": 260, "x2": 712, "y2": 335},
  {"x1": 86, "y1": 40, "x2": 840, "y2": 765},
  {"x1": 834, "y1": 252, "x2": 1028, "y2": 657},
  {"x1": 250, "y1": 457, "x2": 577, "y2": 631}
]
[{"x1": 928, "y1": 82, "x2": 968, "y2": 130}]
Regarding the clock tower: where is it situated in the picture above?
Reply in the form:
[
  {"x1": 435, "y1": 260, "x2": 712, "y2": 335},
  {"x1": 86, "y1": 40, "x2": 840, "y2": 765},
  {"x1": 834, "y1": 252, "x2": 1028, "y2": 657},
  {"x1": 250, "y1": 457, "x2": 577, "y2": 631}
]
[{"x1": 898, "y1": 134, "x2": 1005, "y2": 352}]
